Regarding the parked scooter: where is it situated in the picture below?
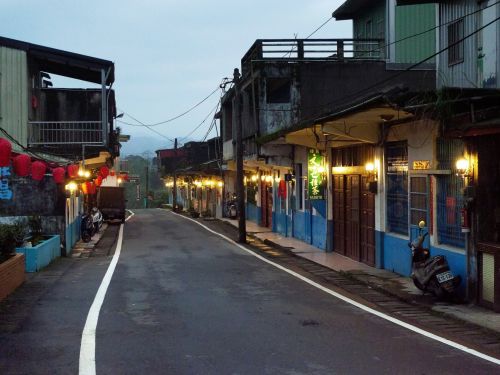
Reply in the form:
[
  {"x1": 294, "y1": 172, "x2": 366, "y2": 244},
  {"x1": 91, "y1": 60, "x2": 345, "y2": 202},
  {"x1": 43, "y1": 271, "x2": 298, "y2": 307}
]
[
  {"x1": 409, "y1": 221, "x2": 461, "y2": 300},
  {"x1": 224, "y1": 194, "x2": 238, "y2": 219},
  {"x1": 80, "y1": 212, "x2": 95, "y2": 243},
  {"x1": 91, "y1": 207, "x2": 103, "y2": 233}
]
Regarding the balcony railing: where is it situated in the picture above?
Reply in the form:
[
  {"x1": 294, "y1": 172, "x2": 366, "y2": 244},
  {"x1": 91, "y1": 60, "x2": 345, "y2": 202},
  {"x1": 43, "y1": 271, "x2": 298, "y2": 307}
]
[
  {"x1": 28, "y1": 121, "x2": 104, "y2": 146},
  {"x1": 241, "y1": 38, "x2": 385, "y2": 74}
]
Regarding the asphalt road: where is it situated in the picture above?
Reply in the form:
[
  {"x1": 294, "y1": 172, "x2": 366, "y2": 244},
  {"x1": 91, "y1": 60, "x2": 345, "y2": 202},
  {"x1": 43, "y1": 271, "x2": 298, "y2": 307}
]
[{"x1": 1, "y1": 209, "x2": 499, "y2": 374}]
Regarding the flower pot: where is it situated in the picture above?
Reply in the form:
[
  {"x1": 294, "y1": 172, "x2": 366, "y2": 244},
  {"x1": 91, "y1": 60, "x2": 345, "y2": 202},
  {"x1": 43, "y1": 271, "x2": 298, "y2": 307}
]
[{"x1": 0, "y1": 253, "x2": 25, "y2": 301}]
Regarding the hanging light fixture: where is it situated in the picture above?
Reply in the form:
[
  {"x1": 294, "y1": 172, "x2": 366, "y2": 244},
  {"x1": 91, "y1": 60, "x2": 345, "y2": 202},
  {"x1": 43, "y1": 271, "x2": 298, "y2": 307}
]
[{"x1": 68, "y1": 164, "x2": 79, "y2": 179}]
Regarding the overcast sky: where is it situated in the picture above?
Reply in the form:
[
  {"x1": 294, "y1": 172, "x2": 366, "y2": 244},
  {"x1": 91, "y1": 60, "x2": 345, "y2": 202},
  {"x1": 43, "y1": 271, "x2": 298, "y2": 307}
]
[{"x1": 2, "y1": 0, "x2": 351, "y2": 155}]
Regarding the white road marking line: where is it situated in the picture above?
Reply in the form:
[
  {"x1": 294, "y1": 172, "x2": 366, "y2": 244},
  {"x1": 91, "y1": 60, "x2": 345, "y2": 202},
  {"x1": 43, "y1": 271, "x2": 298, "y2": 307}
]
[
  {"x1": 125, "y1": 209, "x2": 135, "y2": 221},
  {"x1": 79, "y1": 224, "x2": 124, "y2": 375},
  {"x1": 170, "y1": 211, "x2": 500, "y2": 366}
]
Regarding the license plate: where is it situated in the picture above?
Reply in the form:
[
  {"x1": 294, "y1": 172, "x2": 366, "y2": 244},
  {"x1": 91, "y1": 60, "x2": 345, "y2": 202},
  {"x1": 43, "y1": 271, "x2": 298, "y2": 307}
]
[{"x1": 436, "y1": 271, "x2": 454, "y2": 283}]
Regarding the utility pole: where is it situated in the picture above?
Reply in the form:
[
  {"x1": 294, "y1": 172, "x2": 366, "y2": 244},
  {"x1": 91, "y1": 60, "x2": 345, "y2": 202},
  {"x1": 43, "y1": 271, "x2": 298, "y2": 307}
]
[
  {"x1": 233, "y1": 68, "x2": 246, "y2": 243},
  {"x1": 144, "y1": 165, "x2": 149, "y2": 208},
  {"x1": 173, "y1": 138, "x2": 178, "y2": 211}
]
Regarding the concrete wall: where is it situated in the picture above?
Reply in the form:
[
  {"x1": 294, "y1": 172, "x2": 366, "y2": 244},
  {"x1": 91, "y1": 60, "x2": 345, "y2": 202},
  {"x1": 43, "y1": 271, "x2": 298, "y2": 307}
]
[{"x1": 0, "y1": 176, "x2": 65, "y2": 216}]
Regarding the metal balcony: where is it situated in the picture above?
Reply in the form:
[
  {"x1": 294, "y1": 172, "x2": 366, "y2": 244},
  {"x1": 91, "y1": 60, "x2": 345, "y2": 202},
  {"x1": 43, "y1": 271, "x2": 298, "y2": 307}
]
[{"x1": 28, "y1": 121, "x2": 104, "y2": 146}]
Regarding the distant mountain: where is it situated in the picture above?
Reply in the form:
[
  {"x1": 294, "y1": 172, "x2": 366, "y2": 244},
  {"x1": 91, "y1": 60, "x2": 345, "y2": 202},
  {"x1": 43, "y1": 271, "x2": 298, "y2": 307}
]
[{"x1": 120, "y1": 136, "x2": 174, "y2": 156}]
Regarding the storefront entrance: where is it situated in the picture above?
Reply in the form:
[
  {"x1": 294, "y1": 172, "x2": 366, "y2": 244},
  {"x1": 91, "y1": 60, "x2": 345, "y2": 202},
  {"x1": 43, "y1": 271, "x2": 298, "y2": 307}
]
[
  {"x1": 333, "y1": 174, "x2": 375, "y2": 266},
  {"x1": 261, "y1": 181, "x2": 273, "y2": 228},
  {"x1": 474, "y1": 134, "x2": 500, "y2": 311}
]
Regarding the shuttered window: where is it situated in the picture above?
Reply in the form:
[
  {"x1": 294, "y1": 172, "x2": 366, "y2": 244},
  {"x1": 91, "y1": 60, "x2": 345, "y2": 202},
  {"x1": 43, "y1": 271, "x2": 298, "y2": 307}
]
[{"x1": 448, "y1": 18, "x2": 464, "y2": 65}]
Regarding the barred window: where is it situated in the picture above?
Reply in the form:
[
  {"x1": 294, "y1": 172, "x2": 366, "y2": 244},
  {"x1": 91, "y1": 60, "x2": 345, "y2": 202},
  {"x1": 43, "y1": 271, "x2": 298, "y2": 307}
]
[
  {"x1": 448, "y1": 19, "x2": 464, "y2": 66},
  {"x1": 386, "y1": 142, "x2": 408, "y2": 235},
  {"x1": 436, "y1": 139, "x2": 465, "y2": 247}
]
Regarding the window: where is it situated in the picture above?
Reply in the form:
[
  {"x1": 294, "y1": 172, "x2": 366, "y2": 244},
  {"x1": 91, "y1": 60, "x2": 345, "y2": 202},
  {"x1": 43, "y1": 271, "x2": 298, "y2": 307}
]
[
  {"x1": 410, "y1": 177, "x2": 428, "y2": 227},
  {"x1": 448, "y1": 19, "x2": 464, "y2": 65},
  {"x1": 436, "y1": 139, "x2": 465, "y2": 247},
  {"x1": 266, "y1": 78, "x2": 291, "y2": 104},
  {"x1": 386, "y1": 142, "x2": 408, "y2": 235}
]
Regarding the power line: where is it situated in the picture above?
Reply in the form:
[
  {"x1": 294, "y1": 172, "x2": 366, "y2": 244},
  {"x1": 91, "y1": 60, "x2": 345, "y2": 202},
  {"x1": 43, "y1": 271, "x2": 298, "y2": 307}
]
[
  {"x1": 179, "y1": 100, "x2": 220, "y2": 141},
  {"x1": 116, "y1": 111, "x2": 175, "y2": 143},
  {"x1": 356, "y1": 0, "x2": 500, "y2": 59},
  {"x1": 284, "y1": 16, "x2": 333, "y2": 57},
  {"x1": 256, "y1": 14, "x2": 500, "y2": 122},
  {"x1": 119, "y1": 86, "x2": 220, "y2": 128}
]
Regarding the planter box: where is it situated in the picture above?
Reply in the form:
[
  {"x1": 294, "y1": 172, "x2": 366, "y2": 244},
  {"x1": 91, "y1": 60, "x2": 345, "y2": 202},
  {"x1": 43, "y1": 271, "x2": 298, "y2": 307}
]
[
  {"x1": 16, "y1": 235, "x2": 61, "y2": 272},
  {"x1": 0, "y1": 253, "x2": 25, "y2": 301}
]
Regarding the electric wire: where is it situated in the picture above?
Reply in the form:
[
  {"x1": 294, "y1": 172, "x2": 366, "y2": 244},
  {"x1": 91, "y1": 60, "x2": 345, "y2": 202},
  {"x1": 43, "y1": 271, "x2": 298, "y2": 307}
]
[
  {"x1": 179, "y1": 100, "x2": 221, "y2": 141},
  {"x1": 284, "y1": 16, "x2": 333, "y2": 57},
  {"x1": 356, "y1": 0, "x2": 500, "y2": 59},
  {"x1": 257, "y1": 14, "x2": 500, "y2": 122},
  {"x1": 119, "y1": 86, "x2": 220, "y2": 128}
]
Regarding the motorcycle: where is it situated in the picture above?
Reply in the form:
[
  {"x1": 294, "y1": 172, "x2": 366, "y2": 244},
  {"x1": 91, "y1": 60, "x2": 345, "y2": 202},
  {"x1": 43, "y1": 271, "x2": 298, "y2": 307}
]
[
  {"x1": 409, "y1": 220, "x2": 461, "y2": 300},
  {"x1": 80, "y1": 212, "x2": 95, "y2": 243},
  {"x1": 224, "y1": 194, "x2": 238, "y2": 219},
  {"x1": 91, "y1": 207, "x2": 103, "y2": 233}
]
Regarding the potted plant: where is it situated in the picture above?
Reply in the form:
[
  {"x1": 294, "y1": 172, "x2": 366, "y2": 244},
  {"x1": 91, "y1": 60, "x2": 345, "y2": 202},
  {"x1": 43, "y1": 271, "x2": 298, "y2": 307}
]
[
  {"x1": 0, "y1": 222, "x2": 26, "y2": 301},
  {"x1": 16, "y1": 216, "x2": 61, "y2": 272}
]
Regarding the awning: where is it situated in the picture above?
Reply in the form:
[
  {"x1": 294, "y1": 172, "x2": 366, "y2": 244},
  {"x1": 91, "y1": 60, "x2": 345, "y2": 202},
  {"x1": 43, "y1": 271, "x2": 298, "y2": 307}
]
[{"x1": 285, "y1": 100, "x2": 413, "y2": 149}]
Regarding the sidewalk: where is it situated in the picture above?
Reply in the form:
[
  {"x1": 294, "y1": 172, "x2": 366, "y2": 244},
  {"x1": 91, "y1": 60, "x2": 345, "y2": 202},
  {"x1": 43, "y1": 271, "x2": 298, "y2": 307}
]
[{"x1": 221, "y1": 218, "x2": 500, "y2": 334}]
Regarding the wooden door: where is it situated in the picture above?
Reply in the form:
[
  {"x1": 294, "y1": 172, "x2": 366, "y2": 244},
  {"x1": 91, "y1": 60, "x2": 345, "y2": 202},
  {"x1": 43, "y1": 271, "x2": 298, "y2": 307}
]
[
  {"x1": 266, "y1": 185, "x2": 273, "y2": 229},
  {"x1": 360, "y1": 176, "x2": 376, "y2": 266},
  {"x1": 333, "y1": 175, "x2": 346, "y2": 255},
  {"x1": 346, "y1": 175, "x2": 360, "y2": 261}
]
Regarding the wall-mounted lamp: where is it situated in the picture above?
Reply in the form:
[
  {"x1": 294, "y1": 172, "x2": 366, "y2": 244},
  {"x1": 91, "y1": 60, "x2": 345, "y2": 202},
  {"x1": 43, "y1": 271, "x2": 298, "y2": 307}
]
[
  {"x1": 455, "y1": 157, "x2": 471, "y2": 178},
  {"x1": 365, "y1": 161, "x2": 378, "y2": 194}
]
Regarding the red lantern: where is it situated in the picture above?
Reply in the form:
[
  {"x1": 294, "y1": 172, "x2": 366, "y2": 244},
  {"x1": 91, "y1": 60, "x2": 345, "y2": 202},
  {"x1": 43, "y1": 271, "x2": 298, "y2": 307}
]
[
  {"x1": 94, "y1": 175, "x2": 103, "y2": 187},
  {"x1": 13, "y1": 154, "x2": 31, "y2": 176},
  {"x1": 52, "y1": 167, "x2": 66, "y2": 184},
  {"x1": 89, "y1": 182, "x2": 96, "y2": 195},
  {"x1": 99, "y1": 166, "x2": 109, "y2": 178},
  {"x1": 68, "y1": 164, "x2": 79, "y2": 178},
  {"x1": 0, "y1": 138, "x2": 12, "y2": 167},
  {"x1": 81, "y1": 182, "x2": 89, "y2": 194},
  {"x1": 31, "y1": 161, "x2": 47, "y2": 181}
]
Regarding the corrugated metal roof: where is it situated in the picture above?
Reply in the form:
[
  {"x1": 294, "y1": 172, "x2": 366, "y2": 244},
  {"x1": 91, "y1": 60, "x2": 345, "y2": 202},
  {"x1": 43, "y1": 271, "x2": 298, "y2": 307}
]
[{"x1": 0, "y1": 36, "x2": 114, "y2": 84}]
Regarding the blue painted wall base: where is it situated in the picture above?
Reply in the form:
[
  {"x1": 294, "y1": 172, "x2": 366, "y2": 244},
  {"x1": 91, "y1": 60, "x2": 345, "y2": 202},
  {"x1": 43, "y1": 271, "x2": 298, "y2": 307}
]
[{"x1": 16, "y1": 235, "x2": 61, "y2": 272}]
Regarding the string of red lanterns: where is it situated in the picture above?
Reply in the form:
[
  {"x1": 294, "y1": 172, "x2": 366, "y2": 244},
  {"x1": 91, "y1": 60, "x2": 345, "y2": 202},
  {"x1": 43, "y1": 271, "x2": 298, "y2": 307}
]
[{"x1": 0, "y1": 137, "x2": 124, "y2": 195}]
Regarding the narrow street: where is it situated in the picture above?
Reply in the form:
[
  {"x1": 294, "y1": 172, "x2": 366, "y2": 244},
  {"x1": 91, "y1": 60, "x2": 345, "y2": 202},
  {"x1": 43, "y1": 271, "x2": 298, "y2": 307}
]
[{"x1": 0, "y1": 209, "x2": 497, "y2": 374}]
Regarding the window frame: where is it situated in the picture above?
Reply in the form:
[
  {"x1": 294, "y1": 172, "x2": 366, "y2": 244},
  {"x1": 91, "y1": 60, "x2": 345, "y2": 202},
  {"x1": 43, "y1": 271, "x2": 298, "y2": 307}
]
[{"x1": 448, "y1": 18, "x2": 464, "y2": 66}]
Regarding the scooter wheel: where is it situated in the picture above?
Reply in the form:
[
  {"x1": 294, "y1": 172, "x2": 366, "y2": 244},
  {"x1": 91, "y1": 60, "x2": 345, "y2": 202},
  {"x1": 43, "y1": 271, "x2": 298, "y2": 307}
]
[
  {"x1": 412, "y1": 278, "x2": 425, "y2": 291},
  {"x1": 429, "y1": 279, "x2": 445, "y2": 300},
  {"x1": 82, "y1": 232, "x2": 91, "y2": 243}
]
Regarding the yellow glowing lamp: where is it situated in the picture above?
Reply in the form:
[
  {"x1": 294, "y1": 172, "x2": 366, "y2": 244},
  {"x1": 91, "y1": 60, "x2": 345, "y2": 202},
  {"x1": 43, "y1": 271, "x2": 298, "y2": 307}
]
[
  {"x1": 365, "y1": 162, "x2": 375, "y2": 172},
  {"x1": 118, "y1": 177, "x2": 123, "y2": 184},
  {"x1": 218, "y1": 181, "x2": 223, "y2": 188},
  {"x1": 251, "y1": 175, "x2": 258, "y2": 182},
  {"x1": 456, "y1": 158, "x2": 469, "y2": 176},
  {"x1": 65, "y1": 182, "x2": 78, "y2": 191}
]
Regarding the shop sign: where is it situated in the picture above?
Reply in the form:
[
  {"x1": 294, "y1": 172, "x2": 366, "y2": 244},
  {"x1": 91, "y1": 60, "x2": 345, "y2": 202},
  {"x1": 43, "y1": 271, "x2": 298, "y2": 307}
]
[
  {"x1": 308, "y1": 149, "x2": 325, "y2": 200},
  {"x1": 413, "y1": 160, "x2": 430, "y2": 170},
  {"x1": 0, "y1": 166, "x2": 12, "y2": 200}
]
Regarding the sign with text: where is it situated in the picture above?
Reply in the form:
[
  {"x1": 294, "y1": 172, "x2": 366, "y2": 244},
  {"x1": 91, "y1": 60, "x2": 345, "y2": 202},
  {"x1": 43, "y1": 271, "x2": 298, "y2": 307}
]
[
  {"x1": 308, "y1": 149, "x2": 325, "y2": 200},
  {"x1": 413, "y1": 160, "x2": 431, "y2": 170}
]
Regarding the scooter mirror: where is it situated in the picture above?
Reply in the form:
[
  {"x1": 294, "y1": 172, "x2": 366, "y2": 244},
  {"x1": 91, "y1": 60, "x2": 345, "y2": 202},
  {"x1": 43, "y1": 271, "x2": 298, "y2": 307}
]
[{"x1": 418, "y1": 220, "x2": 426, "y2": 229}]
